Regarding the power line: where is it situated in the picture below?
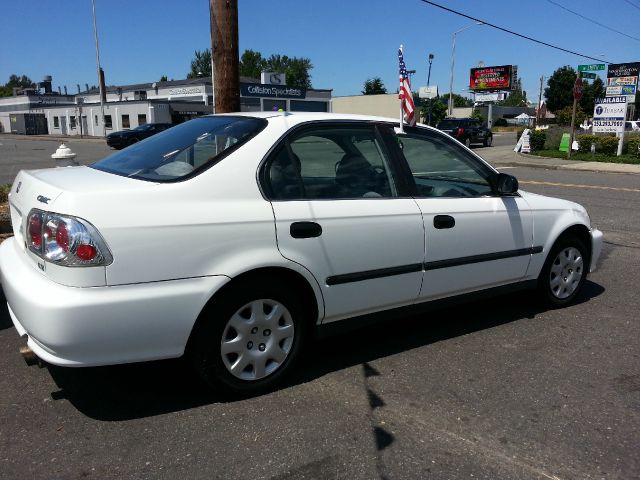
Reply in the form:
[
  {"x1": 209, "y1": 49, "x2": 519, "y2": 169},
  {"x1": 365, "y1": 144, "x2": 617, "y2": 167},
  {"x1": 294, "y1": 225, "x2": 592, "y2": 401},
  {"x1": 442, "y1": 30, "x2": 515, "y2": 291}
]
[
  {"x1": 419, "y1": 0, "x2": 611, "y2": 63},
  {"x1": 546, "y1": 0, "x2": 640, "y2": 42},
  {"x1": 623, "y1": 0, "x2": 640, "y2": 11}
]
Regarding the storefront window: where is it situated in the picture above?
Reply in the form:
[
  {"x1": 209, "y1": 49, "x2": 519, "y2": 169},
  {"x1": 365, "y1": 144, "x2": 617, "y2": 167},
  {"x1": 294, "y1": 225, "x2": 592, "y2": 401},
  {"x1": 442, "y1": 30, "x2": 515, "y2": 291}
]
[
  {"x1": 70, "y1": 116, "x2": 76, "y2": 129},
  {"x1": 138, "y1": 114, "x2": 147, "y2": 125},
  {"x1": 290, "y1": 100, "x2": 328, "y2": 112},
  {"x1": 122, "y1": 114, "x2": 130, "y2": 129},
  {"x1": 53, "y1": 117, "x2": 59, "y2": 128},
  {"x1": 105, "y1": 115, "x2": 112, "y2": 128},
  {"x1": 263, "y1": 99, "x2": 287, "y2": 112}
]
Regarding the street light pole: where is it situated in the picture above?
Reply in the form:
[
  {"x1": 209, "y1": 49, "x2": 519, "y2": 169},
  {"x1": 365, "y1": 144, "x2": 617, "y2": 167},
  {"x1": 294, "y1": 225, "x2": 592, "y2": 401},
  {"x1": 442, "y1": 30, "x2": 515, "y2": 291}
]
[
  {"x1": 449, "y1": 22, "x2": 482, "y2": 117},
  {"x1": 91, "y1": 0, "x2": 105, "y2": 137},
  {"x1": 427, "y1": 53, "x2": 434, "y2": 126}
]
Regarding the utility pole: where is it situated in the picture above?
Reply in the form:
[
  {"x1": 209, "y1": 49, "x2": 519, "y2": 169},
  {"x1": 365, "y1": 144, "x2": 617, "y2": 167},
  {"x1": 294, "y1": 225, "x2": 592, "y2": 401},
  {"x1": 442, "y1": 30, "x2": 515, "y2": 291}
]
[
  {"x1": 91, "y1": 0, "x2": 106, "y2": 137},
  {"x1": 210, "y1": 0, "x2": 240, "y2": 113},
  {"x1": 536, "y1": 75, "x2": 544, "y2": 127}
]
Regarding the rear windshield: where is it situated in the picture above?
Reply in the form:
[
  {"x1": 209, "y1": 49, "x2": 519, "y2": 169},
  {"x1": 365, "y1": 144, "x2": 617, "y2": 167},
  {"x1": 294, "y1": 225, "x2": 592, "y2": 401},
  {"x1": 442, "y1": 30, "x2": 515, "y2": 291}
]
[
  {"x1": 91, "y1": 116, "x2": 266, "y2": 181},
  {"x1": 437, "y1": 120, "x2": 464, "y2": 129}
]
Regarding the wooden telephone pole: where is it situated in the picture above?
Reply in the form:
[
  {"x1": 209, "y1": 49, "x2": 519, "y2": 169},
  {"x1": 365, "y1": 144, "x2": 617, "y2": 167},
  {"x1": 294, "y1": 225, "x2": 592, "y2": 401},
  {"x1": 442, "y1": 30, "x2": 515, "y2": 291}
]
[{"x1": 210, "y1": 0, "x2": 240, "y2": 113}]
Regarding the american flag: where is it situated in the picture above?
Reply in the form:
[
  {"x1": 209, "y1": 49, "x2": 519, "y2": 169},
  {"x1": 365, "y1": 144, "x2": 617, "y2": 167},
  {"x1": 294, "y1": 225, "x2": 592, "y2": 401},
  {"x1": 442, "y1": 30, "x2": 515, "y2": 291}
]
[{"x1": 398, "y1": 47, "x2": 416, "y2": 126}]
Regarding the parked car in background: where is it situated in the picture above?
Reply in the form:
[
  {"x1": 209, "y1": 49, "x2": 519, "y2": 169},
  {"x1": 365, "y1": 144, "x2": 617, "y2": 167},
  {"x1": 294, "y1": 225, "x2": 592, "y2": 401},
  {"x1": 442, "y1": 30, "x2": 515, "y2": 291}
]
[
  {"x1": 436, "y1": 118, "x2": 493, "y2": 147},
  {"x1": 106, "y1": 123, "x2": 173, "y2": 149},
  {"x1": 0, "y1": 112, "x2": 602, "y2": 396},
  {"x1": 625, "y1": 121, "x2": 640, "y2": 132}
]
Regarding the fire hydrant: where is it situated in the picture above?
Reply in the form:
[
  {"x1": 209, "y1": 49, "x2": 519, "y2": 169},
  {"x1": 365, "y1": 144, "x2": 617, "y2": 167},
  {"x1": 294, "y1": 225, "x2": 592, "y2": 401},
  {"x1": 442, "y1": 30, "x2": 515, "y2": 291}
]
[{"x1": 51, "y1": 143, "x2": 78, "y2": 167}]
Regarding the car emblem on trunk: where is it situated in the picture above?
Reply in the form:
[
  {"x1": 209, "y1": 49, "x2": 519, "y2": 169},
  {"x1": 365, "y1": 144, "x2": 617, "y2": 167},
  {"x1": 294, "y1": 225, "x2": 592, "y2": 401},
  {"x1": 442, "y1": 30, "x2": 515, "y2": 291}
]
[
  {"x1": 15, "y1": 181, "x2": 21, "y2": 193},
  {"x1": 37, "y1": 195, "x2": 51, "y2": 204}
]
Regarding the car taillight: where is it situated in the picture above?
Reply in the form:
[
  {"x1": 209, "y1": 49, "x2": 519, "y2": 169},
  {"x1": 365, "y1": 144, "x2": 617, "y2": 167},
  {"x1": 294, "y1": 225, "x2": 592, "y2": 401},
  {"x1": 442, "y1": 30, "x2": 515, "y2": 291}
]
[
  {"x1": 26, "y1": 209, "x2": 112, "y2": 267},
  {"x1": 456, "y1": 127, "x2": 465, "y2": 136}
]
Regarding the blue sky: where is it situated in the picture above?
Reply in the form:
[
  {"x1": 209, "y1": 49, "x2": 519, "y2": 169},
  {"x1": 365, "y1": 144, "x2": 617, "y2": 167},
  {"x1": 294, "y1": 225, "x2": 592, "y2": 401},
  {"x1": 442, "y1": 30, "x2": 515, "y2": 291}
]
[{"x1": 1, "y1": 0, "x2": 639, "y2": 101}]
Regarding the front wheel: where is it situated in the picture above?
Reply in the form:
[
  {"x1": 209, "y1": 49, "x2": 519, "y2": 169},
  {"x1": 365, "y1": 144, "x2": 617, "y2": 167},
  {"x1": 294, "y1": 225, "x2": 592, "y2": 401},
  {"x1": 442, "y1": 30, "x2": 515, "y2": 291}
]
[
  {"x1": 538, "y1": 236, "x2": 588, "y2": 307},
  {"x1": 187, "y1": 282, "x2": 309, "y2": 396},
  {"x1": 484, "y1": 135, "x2": 493, "y2": 147}
]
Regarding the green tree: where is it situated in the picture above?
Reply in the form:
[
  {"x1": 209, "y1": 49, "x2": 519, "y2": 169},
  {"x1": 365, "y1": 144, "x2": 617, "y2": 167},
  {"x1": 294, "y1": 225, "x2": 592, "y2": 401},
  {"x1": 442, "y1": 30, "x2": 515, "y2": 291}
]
[
  {"x1": 362, "y1": 77, "x2": 387, "y2": 95},
  {"x1": 420, "y1": 96, "x2": 448, "y2": 126},
  {"x1": 0, "y1": 74, "x2": 36, "y2": 97},
  {"x1": 497, "y1": 78, "x2": 528, "y2": 106},
  {"x1": 187, "y1": 49, "x2": 211, "y2": 79},
  {"x1": 262, "y1": 54, "x2": 313, "y2": 88},
  {"x1": 556, "y1": 105, "x2": 586, "y2": 126},
  {"x1": 443, "y1": 93, "x2": 472, "y2": 108},
  {"x1": 544, "y1": 66, "x2": 577, "y2": 113},
  {"x1": 159, "y1": 75, "x2": 168, "y2": 82},
  {"x1": 239, "y1": 49, "x2": 266, "y2": 79},
  {"x1": 579, "y1": 77, "x2": 604, "y2": 116}
]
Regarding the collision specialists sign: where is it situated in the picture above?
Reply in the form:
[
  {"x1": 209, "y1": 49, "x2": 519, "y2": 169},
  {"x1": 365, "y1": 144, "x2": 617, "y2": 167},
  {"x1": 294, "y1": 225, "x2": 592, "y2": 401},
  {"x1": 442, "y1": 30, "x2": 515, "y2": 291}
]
[
  {"x1": 240, "y1": 83, "x2": 306, "y2": 99},
  {"x1": 592, "y1": 96, "x2": 628, "y2": 133},
  {"x1": 469, "y1": 65, "x2": 513, "y2": 91}
]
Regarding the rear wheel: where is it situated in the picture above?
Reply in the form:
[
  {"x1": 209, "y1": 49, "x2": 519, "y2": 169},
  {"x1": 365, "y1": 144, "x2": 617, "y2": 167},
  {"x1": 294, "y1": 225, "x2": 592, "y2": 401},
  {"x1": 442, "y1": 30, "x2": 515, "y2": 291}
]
[
  {"x1": 538, "y1": 235, "x2": 588, "y2": 307},
  {"x1": 464, "y1": 137, "x2": 471, "y2": 148},
  {"x1": 188, "y1": 281, "x2": 309, "y2": 396},
  {"x1": 484, "y1": 134, "x2": 493, "y2": 147}
]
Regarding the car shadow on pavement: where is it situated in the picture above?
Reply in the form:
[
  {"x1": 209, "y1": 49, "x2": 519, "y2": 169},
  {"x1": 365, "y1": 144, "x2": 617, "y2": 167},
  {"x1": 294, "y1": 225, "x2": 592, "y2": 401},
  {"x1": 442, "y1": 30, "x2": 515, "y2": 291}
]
[{"x1": 5, "y1": 281, "x2": 604, "y2": 421}]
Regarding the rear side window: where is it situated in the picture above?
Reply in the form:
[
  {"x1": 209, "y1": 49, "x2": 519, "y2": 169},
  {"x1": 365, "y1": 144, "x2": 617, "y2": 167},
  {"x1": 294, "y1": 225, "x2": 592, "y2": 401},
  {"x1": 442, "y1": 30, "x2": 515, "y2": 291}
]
[
  {"x1": 266, "y1": 125, "x2": 398, "y2": 200},
  {"x1": 91, "y1": 116, "x2": 266, "y2": 181}
]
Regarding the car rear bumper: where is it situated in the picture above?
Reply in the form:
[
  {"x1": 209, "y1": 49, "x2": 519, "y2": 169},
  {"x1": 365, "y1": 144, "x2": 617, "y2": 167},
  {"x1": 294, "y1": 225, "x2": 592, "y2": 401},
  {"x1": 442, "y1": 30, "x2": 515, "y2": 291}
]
[
  {"x1": 106, "y1": 137, "x2": 127, "y2": 148},
  {"x1": 0, "y1": 237, "x2": 229, "y2": 367},
  {"x1": 589, "y1": 228, "x2": 603, "y2": 273}
]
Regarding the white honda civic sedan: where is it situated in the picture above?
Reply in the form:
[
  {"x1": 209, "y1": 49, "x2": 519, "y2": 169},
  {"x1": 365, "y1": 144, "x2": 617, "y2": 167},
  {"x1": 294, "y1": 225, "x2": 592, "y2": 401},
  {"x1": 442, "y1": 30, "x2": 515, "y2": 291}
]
[{"x1": 0, "y1": 112, "x2": 603, "y2": 395}]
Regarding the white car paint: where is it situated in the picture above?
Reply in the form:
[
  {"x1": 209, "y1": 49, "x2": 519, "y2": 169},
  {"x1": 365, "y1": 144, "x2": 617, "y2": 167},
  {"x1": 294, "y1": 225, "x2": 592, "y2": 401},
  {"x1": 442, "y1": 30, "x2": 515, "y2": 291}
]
[{"x1": 0, "y1": 112, "x2": 603, "y2": 368}]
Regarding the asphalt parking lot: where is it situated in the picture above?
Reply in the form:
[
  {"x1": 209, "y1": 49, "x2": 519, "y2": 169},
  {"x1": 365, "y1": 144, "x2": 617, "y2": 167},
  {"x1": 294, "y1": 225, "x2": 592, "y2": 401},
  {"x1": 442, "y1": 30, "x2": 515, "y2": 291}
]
[{"x1": 0, "y1": 136, "x2": 639, "y2": 479}]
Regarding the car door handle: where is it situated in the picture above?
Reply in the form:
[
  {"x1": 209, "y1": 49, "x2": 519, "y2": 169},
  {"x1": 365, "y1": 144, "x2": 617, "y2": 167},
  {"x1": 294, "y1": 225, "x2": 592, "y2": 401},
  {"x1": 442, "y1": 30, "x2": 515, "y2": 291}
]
[
  {"x1": 290, "y1": 222, "x2": 322, "y2": 239},
  {"x1": 433, "y1": 215, "x2": 455, "y2": 229}
]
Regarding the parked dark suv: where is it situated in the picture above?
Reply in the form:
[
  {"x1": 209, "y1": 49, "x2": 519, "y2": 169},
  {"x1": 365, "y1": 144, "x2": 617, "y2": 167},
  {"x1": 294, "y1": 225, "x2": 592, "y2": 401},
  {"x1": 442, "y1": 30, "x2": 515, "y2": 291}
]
[
  {"x1": 436, "y1": 118, "x2": 493, "y2": 147},
  {"x1": 106, "y1": 123, "x2": 173, "y2": 149}
]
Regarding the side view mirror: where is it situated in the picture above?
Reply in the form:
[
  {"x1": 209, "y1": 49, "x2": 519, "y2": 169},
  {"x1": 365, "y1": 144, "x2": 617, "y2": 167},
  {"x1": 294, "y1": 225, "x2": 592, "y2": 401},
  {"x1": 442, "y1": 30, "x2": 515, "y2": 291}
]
[{"x1": 496, "y1": 173, "x2": 519, "y2": 195}]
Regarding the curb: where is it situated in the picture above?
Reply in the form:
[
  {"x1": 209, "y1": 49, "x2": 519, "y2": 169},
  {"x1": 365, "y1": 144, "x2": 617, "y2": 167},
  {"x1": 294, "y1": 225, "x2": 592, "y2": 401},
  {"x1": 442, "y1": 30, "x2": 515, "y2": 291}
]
[{"x1": 489, "y1": 152, "x2": 640, "y2": 175}]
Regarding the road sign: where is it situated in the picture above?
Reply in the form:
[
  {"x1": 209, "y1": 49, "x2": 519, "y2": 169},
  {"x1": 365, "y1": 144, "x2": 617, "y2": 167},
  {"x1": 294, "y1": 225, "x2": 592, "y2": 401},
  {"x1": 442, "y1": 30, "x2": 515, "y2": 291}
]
[
  {"x1": 593, "y1": 96, "x2": 627, "y2": 133},
  {"x1": 573, "y1": 77, "x2": 584, "y2": 100},
  {"x1": 580, "y1": 72, "x2": 597, "y2": 80},
  {"x1": 418, "y1": 85, "x2": 438, "y2": 99},
  {"x1": 578, "y1": 64, "x2": 605, "y2": 72}
]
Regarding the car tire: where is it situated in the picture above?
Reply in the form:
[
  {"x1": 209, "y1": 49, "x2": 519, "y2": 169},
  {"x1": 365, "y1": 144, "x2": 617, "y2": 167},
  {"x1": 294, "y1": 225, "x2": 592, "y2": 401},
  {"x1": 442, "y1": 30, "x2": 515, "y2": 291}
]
[
  {"x1": 538, "y1": 235, "x2": 589, "y2": 307},
  {"x1": 484, "y1": 135, "x2": 493, "y2": 147},
  {"x1": 129, "y1": 138, "x2": 139, "y2": 147},
  {"x1": 187, "y1": 280, "x2": 310, "y2": 397},
  {"x1": 464, "y1": 137, "x2": 471, "y2": 148}
]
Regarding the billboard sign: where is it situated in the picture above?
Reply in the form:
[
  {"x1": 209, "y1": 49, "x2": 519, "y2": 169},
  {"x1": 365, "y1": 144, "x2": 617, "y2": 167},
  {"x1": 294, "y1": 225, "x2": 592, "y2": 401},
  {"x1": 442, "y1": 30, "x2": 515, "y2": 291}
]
[
  {"x1": 469, "y1": 65, "x2": 513, "y2": 91},
  {"x1": 607, "y1": 76, "x2": 638, "y2": 86},
  {"x1": 607, "y1": 62, "x2": 640, "y2": 78},
  {"x1": 593, "y1": 96, "x2": 627, "y2": 133},
  {"x1": 606, "y1": 86, "x2": 623, "y2": 96},
  {"x1": 474, "y1": 92, "x2": 505, "y2": 102}
]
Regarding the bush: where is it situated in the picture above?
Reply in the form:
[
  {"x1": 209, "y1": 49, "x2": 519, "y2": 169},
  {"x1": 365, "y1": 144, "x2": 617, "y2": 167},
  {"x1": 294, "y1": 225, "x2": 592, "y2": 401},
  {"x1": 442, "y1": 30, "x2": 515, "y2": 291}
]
[
  {"x1": 597, "y1": 136, "x2": 619, "y2": 156},
  {"x1": 576, "y1": 134, "x2": 597, "y2": 153},
  {"x1": 626, "y1": 135, "x2": 640, "y2": 158},
  {"x1": 543, "y1": 126, "x2": 571, "y2": 150},
  {"x1": 494, "y1": 118, "x2": 508, "y2": 127},
  {"x1": 530, "y1": 130, "x2": 546, "y2": 151}
]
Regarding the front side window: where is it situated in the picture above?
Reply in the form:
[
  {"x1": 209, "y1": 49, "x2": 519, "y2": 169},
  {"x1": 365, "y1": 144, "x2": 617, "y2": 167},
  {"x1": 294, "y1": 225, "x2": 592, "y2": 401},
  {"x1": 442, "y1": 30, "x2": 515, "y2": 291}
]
[
  {"x1": 91, "y1": 116, "x2": 266, "y2": 181},
  {"x1": 398, "y1": 130, "x2": 493, "y2": 197},
  {"x1": 267, "y1": 125, "x2": 397, "y2": 200}
]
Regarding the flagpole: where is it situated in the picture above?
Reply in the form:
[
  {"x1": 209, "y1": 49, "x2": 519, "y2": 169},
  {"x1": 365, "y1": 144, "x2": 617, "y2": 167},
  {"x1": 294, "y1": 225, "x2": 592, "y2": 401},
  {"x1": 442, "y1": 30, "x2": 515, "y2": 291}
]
[{"x1": 399, "y1": 44, "x2": 405, "y2": 133}]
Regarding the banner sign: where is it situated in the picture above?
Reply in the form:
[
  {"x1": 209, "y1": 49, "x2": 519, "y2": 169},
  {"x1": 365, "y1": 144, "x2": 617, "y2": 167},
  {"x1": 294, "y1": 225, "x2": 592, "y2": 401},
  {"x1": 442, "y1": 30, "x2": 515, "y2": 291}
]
[
  {"x1": 607, "y1": 62, "x2": 640, "y2": 78},
  {"x1": 607, "y1": 76, "x2": 638, "y2": 86},
  {"x1": 606, "y1": 86, "x2": 623, "y2": 96},
  {"x1": 469, "y1": 65, "x2": 513, "y2": 91},
  {"x1": 593, "y1": 96, "x2": 627, "y2": 133},
  {"x1": 474, "y1": 92, "x2": 505, "y2": 102},
  {"x1": 418, "y1": 85, "x2": 438, "y2": 99},
  {"x1": 578, "y1": 64, "x2": 605, "y2": 72},
  {"x1": 240, "y1": 83, "x2": 306, "y2": 99}
]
